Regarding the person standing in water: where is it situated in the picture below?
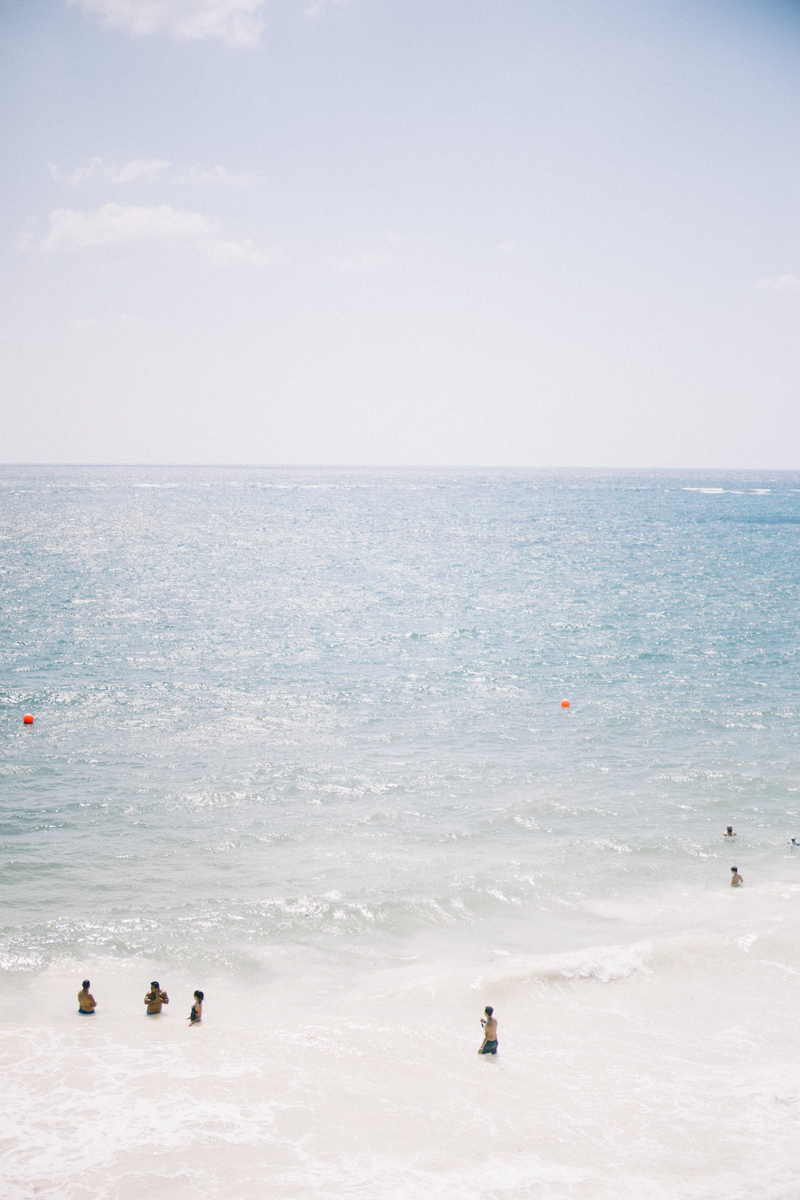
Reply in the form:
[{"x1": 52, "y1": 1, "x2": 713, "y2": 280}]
[
  {"x1": 144, "y1": 981, "x2": 169, "y2": 1013},
  {"x1": 731, "y1": 867, "x2": 743, "y2": 887},
  {"x1": 188, "y1": 990, "x2": 203, "y2": 1025},
  {"x1": 479, "y1": 1006, "x2": 498, "y2": 1055},
  {"x1": 725, "y1": 826, "x2": 736, "y2": 837},
  {"x1": 77, "y1": 980, "x2": 96, "y2": 1014}
]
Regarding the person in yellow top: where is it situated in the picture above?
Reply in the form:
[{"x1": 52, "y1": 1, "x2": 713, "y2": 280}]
[
  {"x1": 731, "y1": 867, "x2": 743, "y2": 887},
  {"x1": 78, "y1": 980, "x2": 96, "y2": 1014}
]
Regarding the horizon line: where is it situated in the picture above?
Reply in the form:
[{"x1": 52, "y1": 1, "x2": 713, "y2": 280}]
[{"x1": 1, "y1": 463, "x2": 799, "y2": 472}]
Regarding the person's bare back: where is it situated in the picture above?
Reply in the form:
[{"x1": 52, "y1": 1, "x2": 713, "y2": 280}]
[
  {"x1": 144, "y1": 981, "x2": 169, "y2": 1013},
  {"x1": 479, "y1": 1006, "x2": 498, "y2": 1054},
  {"x1": 77, "y1": 980, "x2": 96, "y2": 1014}
]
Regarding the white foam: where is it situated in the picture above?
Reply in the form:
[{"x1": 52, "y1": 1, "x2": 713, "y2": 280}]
[
  {"x1": 527, "y1": 939, "x2": 653, "y2": 982},
  {"x1": 3, "y1": 936, "x2": 800, "y2": 1199}
]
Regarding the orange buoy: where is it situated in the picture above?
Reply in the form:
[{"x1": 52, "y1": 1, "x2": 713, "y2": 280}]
[
  {"x1": 23, "y1": 713, "x2": 34, "y2": 724},
  {"x1": 560, "y1": 699, "x2": 570, "y2": 708}
]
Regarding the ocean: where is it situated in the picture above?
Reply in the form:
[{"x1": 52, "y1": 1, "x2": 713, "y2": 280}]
[{"x1": 2, "y1": 465, "x2": 800, "y2": 1200}]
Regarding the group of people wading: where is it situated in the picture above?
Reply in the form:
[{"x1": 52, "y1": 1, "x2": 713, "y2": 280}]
[{"x1": 76, "y1": 980, "x2": 204, "y2": 1025}]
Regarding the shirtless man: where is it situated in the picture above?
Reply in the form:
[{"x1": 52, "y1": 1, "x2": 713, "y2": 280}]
[
  {"x1": 479, "y1": 1006, "x2": 498, "y2": 1055},
  {"x1": 144, "y1": 981, "x2": 169, "y2": 1014},
  {"x1": 731, "y1": 867, "x2": 743, "y2": 887},
  {"x1": 77, "y1": 980, "x2": 96, "y2": 1014}
]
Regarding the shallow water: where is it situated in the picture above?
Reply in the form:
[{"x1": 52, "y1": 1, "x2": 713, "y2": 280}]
[{"x1": 2, "y1": 466, "x2": 800, "y2": 1198}]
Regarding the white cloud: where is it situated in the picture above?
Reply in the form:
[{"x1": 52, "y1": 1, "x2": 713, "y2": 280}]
[
  {"x1": 177, "y1": 164, "x2": 256, "y2": 185},
  {"x1": 752, "y1": 274, "x2": 800, "y2": 291},
  {"x1": 49, "y1": 157, "x2": 170, "y2": 184},
  {"x1": 114, "y1": 158, "x2": 172, "y2": 183},
  {"x1": 41, "y1": 203, "x2": 216, "y2": 249},
  {"x1": 36, "y1": 203, "x2": 271, "y2": 264},
  {"x1": 305, "y1": 0, "x2": 349, "y2": 18},
  {"x1": 49, "y1": 157, "x2": 104, "y2": 184},
  {"x1": 67, "y1": 0, "x2": 267, "y2": 47},
  {"x1": 204, "y1": 236, "x2": 271, "y2": 264},
  {"x1": 49, "y1": 157, "x2": 253, "y2": 186}
]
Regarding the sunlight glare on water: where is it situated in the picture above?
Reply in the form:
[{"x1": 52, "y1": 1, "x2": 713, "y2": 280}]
[{"x1": 2, "y1": 466, "x2": 800, "y2": 1199}]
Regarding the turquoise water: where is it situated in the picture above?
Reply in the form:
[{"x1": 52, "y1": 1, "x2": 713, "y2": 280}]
[{"x1": 2, "y1": 466, "x2": 800, "y2": 1199}]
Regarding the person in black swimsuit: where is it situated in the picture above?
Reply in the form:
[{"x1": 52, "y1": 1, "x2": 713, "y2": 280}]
[{"x1": 189, "y1": 990, "x2": 203, "y2": 1025}]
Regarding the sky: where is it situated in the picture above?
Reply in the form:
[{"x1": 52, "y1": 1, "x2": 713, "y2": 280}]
[{"x1": 1, "y1": 0, "x2": 799, "y2": 467}]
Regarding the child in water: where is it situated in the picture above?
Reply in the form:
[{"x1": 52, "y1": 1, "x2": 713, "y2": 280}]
[{"x1": 189, "y1": 990, "x2": 203, "y2": 1025}]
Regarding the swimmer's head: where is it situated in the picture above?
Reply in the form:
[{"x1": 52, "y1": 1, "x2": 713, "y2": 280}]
[
  {"x1": 82, "y1": 980, "x2": 90, "y2": 989},
  {"x1": 194, "y1": 991, "x2": 204, "y2": 1001},
  {"x1": 151, "y1": 981, "x2": 159, "y2": 989},
  {"x1": 727, "y1": 826, "x2": 733, "y2": 834},
  {"x1": 485, "y1": 1006, "x2": 493, "y2": 1017},
  {"x1": 731, "y1": 867, "x2": 738, "y2": 873}
]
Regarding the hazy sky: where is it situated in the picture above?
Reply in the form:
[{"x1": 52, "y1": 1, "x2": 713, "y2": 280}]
[{"x1": 1, "y1": 0, "x2": 799, "y2": 466}]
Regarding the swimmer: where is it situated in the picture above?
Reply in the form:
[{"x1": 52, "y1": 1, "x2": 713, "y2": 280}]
[
  {"x1": 731, "y1": 867, "x2": 743, "y2": 887},
  {"x1": 77, "y1": 980, "x2": 96, "y2": 1014},
  {"x1": 790, "y1": 839, "x2": 799, "y2": 847},
  {"x1": 724, "y1": 826, "x2": 736, "y2": 837},
  {"x1": 144, "y1": 981, "x2": 169, "y2": 1014},
  {"x1": 188, "y1": 990, "x2": 203, "y2": 1025},
  {"x1": 479, "y1": 1006, "x2": 498, "y2": 1055}
]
